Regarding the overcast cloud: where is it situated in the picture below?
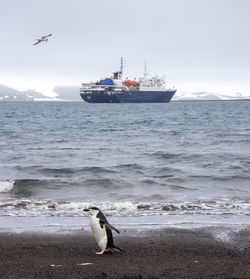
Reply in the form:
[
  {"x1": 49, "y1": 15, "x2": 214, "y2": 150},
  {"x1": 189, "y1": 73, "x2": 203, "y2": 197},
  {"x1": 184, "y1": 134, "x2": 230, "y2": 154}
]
[{"x1": 0, "y1": 0, "x2": 250, "y2": 96}]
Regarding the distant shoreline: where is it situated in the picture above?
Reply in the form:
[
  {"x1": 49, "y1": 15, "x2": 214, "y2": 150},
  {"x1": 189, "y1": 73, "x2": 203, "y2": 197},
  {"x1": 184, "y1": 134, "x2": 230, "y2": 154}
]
[
  {"x1": 1, "y1": 98, "x2": 250, "y2": 102},
  {"x1": 172, "y1": 98, "x2": 250, "y2": 102}
]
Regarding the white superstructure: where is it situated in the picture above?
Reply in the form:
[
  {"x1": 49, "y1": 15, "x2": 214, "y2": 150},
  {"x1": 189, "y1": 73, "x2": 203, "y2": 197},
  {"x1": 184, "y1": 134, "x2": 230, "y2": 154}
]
[{"x1": 138, "y1": 62, "x2": 167, "y2": 91}]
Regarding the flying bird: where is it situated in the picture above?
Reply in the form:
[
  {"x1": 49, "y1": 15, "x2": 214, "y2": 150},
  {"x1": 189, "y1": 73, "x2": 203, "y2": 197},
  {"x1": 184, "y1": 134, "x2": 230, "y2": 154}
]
[
  {"x1": 33, "y1": 34, "x2": 52, "y2": 46},
  {"x1": 84, "y1": 207, "x2": 126, "y2": 255}
]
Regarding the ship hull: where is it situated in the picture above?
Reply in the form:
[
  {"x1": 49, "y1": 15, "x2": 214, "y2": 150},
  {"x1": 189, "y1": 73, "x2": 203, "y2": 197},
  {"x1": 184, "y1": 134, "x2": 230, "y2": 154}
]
[{"x1": 80, "y1": 90, "x2": 176, "y2": 103}]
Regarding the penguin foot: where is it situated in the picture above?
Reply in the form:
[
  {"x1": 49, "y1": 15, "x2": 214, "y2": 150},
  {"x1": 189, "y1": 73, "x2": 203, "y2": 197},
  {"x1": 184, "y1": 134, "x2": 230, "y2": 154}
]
[
  {"x1": 104, "y1": 249, "x2": 113, "y2": 254},
  {"x1": 95, "y1": 251, "x2": 105, "y2": 255}
]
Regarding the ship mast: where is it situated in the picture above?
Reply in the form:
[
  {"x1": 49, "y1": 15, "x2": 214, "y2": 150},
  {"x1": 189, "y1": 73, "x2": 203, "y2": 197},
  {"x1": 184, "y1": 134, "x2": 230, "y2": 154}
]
[
  {"x1": 119, "y1": 57, "x2": 124, "y2": 79},
  {"x1": 113, "y1": 57, "x2": 124, "y2": 80},
  {"x1": 144, "y1": 60, "x2": 148, "y2": 77}
]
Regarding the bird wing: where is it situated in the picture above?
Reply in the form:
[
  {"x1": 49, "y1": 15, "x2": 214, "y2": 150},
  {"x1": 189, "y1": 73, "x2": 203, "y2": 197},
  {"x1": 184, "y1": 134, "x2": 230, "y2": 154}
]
[
  {"x1": 97, "y1": 210, "x2": 120, "y2": 233},
  {"x1": 41, "y1": 34, "x2": 52, "y2": 39},
  {"x1": 33, "y1": 40, "x2": 41, "y2": 45},
  {"x1": 99, "y1": 220, "x2": 120, "y2": 234},
  {"x1": 105, "y1": 223, "x2": 120, "y2": 234}
]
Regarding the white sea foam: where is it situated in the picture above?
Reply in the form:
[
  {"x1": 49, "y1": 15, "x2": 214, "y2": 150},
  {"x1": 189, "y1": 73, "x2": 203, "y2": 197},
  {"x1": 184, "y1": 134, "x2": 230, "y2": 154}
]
[
  {"x1": 210, "y1": 226, "x2": 246, "y2": 243},
  {"x1": 50, "y1": 200, "x2": 138, "y2": 216},
  {"x1": 0, "y1": 180, "x2": 15, "y2": 193},
  {"x1": 0, "y1": 198, "x2": 249, "y2": 218}
]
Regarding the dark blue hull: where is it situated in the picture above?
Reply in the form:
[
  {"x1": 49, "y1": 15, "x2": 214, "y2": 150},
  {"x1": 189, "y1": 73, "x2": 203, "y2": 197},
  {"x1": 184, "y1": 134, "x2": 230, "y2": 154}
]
[{"x1": 80, "y1": 90, "x2": 176, "y2": 103}]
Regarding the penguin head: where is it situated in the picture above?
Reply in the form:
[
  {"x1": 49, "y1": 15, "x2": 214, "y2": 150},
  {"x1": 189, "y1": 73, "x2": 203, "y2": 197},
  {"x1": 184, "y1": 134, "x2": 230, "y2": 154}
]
[{"x1": 83, "y1": 207, "x2": 100, "y2": 216}]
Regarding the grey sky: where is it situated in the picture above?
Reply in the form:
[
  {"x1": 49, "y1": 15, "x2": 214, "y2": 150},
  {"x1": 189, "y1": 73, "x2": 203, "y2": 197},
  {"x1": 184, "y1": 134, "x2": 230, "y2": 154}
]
[{"x1": 1, "y1": 0, "x2": 250, "y2": 96}]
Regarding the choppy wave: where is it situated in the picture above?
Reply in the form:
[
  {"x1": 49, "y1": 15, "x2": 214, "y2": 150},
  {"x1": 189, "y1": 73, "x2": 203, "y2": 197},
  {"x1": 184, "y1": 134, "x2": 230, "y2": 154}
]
[
  {"x1": 152, "y1": 151, "x2": 180, "y2": 160},
  {"x1": 0, "y1": 199, "x2": 249, "y2": 217},
  {"x1": 0, "y1": 180, "x2": 15, "y2": 193},
  {"x1": 15, "y1": 165, "x2": 118, "y2": 175},
  {"x1": 1, "y1": 101, "x2": 250, "y2": 229}
]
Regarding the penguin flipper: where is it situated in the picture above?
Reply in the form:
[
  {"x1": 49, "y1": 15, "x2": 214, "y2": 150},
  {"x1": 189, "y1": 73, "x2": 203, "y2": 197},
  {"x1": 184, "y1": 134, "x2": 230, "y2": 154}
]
[
  {"x1": 99, "y1": 220, "x2": 120, "y2": 234},
  {"x1": 105, "y1": 223, "x2": 120, "y2": 234}
]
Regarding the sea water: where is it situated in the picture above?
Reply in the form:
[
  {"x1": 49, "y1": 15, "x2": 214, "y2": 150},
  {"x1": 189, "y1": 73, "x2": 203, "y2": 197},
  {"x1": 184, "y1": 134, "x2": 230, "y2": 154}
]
[{"x1": 0, "y1": 101, "x2": 249, "y2": 233}]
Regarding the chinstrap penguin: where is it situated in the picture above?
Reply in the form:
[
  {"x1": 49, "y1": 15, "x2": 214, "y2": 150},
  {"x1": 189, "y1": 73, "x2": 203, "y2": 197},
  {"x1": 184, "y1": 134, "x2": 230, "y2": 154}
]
[{"x1": 84, "y1": 207, "x2": 126, "y2": 255}]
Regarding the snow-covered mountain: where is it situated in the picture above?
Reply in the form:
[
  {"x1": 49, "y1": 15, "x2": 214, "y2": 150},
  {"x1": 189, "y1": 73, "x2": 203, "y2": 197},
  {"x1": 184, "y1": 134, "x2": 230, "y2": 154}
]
[
  {"x1": 0, "y1": 84, "x2": 80, "y2": 101},
  {"x1": 173, "y1": 91, "x2": 249, "y2": 101},
  {"x1": 0, "y1": 84, "x2": 52, "y2": 101}
]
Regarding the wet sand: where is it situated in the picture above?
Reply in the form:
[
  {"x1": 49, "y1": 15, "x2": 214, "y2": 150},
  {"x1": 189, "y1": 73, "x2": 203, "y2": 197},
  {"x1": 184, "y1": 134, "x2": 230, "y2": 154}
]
[{"x1": 0, "y1": 228, "x2": 249, "y2": 279}]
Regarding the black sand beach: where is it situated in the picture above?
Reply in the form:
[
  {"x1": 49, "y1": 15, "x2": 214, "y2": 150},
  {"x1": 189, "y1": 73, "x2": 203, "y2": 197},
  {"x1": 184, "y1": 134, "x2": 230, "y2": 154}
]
[{"x1": 0, "y1": 228, "x2": 249, "y2": 279}]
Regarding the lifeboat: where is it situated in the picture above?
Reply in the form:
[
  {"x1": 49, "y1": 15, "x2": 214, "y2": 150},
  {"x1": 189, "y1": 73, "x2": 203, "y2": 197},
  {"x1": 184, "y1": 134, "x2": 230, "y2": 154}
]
[{"x1": 123, "y1": 80, "x2": 137, "y2": 86}]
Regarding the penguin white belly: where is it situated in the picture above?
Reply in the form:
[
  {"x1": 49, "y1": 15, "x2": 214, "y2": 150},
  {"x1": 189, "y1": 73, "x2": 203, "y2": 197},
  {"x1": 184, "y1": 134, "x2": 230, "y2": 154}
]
[{"x1": 90, "y1": 216, "x2": 107, "y2": 251}]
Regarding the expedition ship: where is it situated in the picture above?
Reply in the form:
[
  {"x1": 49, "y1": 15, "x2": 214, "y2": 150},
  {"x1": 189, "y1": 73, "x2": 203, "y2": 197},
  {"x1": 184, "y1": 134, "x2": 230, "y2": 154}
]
[{"x1": 80, "y1": 58, "x2": 176, "y2": 103}]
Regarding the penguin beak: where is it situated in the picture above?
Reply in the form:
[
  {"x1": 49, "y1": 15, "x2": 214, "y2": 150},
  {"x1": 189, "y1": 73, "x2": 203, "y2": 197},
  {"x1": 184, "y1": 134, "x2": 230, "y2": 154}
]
[{"x1": 83, "y1": 209, "x2": 90, "y2": 212}]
